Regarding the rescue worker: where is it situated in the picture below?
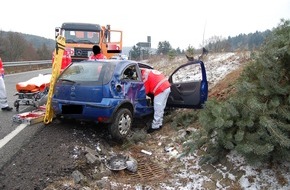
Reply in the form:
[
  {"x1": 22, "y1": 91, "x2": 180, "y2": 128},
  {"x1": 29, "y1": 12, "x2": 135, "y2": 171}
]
[
  {"x1": 89, "y1": 45, "x2": 107, "y2": 59},
  {"x1": 0, "y1": 58, "x2": 13, "y2": 111},
  {"x1": 140, "y1": 68, "x2": 171, "y2": 133}
]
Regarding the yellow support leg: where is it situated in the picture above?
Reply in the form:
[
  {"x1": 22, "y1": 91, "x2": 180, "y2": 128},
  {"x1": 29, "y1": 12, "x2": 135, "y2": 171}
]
[{"x1": 43, "y1": 36, "x2": 66, "y2": 124}]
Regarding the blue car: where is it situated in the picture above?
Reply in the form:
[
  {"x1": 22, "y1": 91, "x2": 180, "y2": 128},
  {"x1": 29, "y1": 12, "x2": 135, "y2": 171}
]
[{"x1": 52, "y1": 59, "x2": 208, "y2": 141}]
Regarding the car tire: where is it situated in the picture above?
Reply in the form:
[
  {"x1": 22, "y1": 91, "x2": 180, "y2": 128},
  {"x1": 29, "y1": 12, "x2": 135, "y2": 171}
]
[{"x1": 109, "y1": 108, "x2": 132, "y2": 142}]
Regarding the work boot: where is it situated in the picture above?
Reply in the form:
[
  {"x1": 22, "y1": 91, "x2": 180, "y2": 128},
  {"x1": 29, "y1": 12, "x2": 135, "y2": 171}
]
[
  {"x1": 145, "y1": 121, "x2": 152, "y2": 128},
  {"x1": 147, "y1": 126, "x2": 162, "y2": 134},
  {"x1": 1, "y1": 106, "x2": 13, "y2": 111}
]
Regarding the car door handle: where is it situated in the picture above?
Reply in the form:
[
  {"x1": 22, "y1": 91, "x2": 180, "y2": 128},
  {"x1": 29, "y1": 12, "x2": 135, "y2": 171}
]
[{"x1": 176, "y1": 84, "x2": 181, "y2": 88}]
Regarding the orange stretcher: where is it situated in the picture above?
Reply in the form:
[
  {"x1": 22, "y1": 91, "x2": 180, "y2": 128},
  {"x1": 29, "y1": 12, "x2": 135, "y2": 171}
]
[
  {"x1": 16, "y1": 74, "x2": 51, "y2": 93},
  {"x1": 14, "y1": 74, "x2": 51, "y2": 112}
]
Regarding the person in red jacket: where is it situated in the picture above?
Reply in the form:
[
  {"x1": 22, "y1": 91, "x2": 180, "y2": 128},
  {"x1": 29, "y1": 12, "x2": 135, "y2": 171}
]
[
  {"x1": 0, "y1": 58, "x2": 13, "y2": 111},
  {"x1": 141, "y1": 68, "x2": 171, "y2": 133},
  {"x1": 89, "y1": 45, "x2": 107, "y2": 60}
]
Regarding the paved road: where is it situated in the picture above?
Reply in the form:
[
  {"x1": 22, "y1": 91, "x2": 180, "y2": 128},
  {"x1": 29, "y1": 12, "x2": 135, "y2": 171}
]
[{"x1": 0, "y1": 68, "x2": 52, "y2": 169}]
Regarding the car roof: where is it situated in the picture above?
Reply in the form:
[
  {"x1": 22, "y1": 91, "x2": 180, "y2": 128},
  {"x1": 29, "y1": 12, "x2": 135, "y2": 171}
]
[
  {"x1": 79, "y1": 59, "x2": 154, "y2": 74},
  {"x1": 82, "y1": 59, "x2": 136, "y2": 72}
]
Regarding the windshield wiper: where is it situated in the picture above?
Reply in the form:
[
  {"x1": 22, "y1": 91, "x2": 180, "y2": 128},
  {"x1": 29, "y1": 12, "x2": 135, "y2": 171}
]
[
  {"x1": 59, "y1": 79, "x2": 76, "y2": 83},
  {"x1": 65, "y1": 39, "x2": 77, "y2": 43},
  {"x1": 77, "y1": 40, "x2": 93, "y2": 44}
]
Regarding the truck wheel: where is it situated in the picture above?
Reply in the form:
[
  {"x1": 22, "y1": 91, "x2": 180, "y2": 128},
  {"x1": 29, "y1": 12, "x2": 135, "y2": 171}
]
[{"x1": 109, "y1": 108, "x2": 132, "y2": 142}]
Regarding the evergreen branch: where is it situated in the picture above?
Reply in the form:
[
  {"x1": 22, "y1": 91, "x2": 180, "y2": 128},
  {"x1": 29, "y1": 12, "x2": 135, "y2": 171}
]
[{"x1": 260, "y1": 116, "x2": 290, "y2": 148}]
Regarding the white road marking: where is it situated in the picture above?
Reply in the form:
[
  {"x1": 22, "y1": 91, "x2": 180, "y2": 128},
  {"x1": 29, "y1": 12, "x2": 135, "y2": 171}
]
[{"x1": 0, "y1": 123, "x2": 28, "y2": 149}]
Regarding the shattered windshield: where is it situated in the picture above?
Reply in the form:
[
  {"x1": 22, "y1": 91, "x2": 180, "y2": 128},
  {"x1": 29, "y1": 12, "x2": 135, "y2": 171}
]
[{"x1": 59, "y1": 61, "x2": 116, "y2": 84}]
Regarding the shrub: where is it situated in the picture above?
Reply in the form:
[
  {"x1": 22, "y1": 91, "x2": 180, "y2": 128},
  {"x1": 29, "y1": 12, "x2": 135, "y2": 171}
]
[{"x1": 185, "y1": 19, "x2": 290, "y2": 165}]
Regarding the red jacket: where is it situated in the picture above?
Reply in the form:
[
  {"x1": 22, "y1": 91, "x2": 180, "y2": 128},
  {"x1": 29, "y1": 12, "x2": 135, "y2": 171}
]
[
  {"x1": 0, "y1": 58, "x2": 4, "y2": 76},
  {"x1": 90, "y1": 53, "x2": 106, "y2": 60},
  {"x1": 141, "y1": 68, "x2": 171, "y2": 96},
  {"x1": 52, "y1": 50, "x2": 72, "y2": 71}
]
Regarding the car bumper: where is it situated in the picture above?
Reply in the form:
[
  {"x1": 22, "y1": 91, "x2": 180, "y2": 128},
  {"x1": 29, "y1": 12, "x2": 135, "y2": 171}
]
[{"x1": 52, "y1": 99, "x2": 115, "y2": 122}]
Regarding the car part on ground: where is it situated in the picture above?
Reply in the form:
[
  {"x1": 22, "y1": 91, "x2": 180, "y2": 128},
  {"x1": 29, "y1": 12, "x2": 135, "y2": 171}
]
[{"x1": 105, "y1": 154, "x2": 128, "y2": 171}]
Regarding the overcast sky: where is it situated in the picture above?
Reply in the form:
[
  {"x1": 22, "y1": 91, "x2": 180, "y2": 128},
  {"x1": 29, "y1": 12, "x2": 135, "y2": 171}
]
[{"x1": 0, "y1": 0, "x2": 289, "y2": 50}]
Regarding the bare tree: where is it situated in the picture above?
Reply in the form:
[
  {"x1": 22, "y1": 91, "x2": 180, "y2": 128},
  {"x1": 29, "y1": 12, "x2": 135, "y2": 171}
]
[
  {"x1": 3, "y1": 32, "x2": 28, "y2": 61},
  {"x1": 37, "y1": 43, "x2": 52, "y2": 60},
  {"x1": 22, "y1": 43, "x2": 39, "y2": 61},
  {"x1": 0, "y1": 31, "x2": 6, "y2": 56},
  {"x1": 204, "y1": 35, "x2": 226, "y2": 52}
]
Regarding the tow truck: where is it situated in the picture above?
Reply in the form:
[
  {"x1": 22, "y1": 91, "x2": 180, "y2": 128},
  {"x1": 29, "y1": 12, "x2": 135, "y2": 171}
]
[{"x1": 55, "y1": 22, "x2": 123, "y2": 63}]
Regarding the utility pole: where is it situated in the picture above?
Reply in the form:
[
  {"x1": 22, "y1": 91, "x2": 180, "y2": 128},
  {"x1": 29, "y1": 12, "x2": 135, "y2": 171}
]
[{"x1": 202, "y1": 19, "x2": 207, "y2": 47}]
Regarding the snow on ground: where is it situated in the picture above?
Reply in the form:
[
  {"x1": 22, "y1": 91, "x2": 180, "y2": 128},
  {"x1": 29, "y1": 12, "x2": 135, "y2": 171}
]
[
  {"x1": 227, "y1": 151, "x2": 290, "y2": 190},
  {"x1": 158, "y1": 147, "x2": 290, "y2": 189},
  {"x1": 204, "y1": 52, "x2": 243, "y2": 88},
  {"x1": 151, "y1": 52, "x2": 245, "y2": 89}
]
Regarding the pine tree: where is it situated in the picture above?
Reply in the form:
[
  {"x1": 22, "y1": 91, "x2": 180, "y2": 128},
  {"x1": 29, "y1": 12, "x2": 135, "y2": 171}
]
[{"x1": 186, "y1": 19, "x2": 290, "y2": 165}]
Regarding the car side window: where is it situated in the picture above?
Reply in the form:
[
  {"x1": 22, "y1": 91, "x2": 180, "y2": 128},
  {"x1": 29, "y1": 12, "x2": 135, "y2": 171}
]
[
  {"x1": 172, "y1": 64, "x2": 202, "y2": 83},
  {"x1": 122, "y1": 65, "x2": 138, "y2": 81},
  {"x1": 102, "y1": 63, "x2": 115, "y2": 84}
]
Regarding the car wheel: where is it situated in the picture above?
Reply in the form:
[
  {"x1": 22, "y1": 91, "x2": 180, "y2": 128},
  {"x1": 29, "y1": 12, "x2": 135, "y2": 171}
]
[{"x1": 109, "y1": 108, "x2": 132, "y2": 141}]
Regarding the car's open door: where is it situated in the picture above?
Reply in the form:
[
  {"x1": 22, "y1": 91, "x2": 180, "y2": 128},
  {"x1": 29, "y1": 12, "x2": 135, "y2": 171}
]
[{"x1": 166, "y1": 60, "x2": 208, "y2": 109}]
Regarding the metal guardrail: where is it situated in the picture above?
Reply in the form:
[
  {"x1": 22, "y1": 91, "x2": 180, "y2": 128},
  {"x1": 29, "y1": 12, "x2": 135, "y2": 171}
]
[{"x1": 3, "y1": 60, "x2": 51, "y2": 67}]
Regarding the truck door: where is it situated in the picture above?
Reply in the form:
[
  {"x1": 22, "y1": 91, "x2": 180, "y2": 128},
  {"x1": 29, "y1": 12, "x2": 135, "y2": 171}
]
[{"x1": 166, "y1": 60, "x2": 208, "y2": 109}]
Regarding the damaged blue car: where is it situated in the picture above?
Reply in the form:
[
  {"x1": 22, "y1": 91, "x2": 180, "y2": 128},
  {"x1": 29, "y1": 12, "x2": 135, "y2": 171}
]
[{"x1": 52, "y1": 59, "x2": 208, "y2": 141}]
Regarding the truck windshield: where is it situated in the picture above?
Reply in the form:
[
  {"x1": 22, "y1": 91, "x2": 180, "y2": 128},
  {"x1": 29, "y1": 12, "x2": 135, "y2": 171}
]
[{"x1": 63, "y1": 30, "x2": 100, "y2": 44}]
